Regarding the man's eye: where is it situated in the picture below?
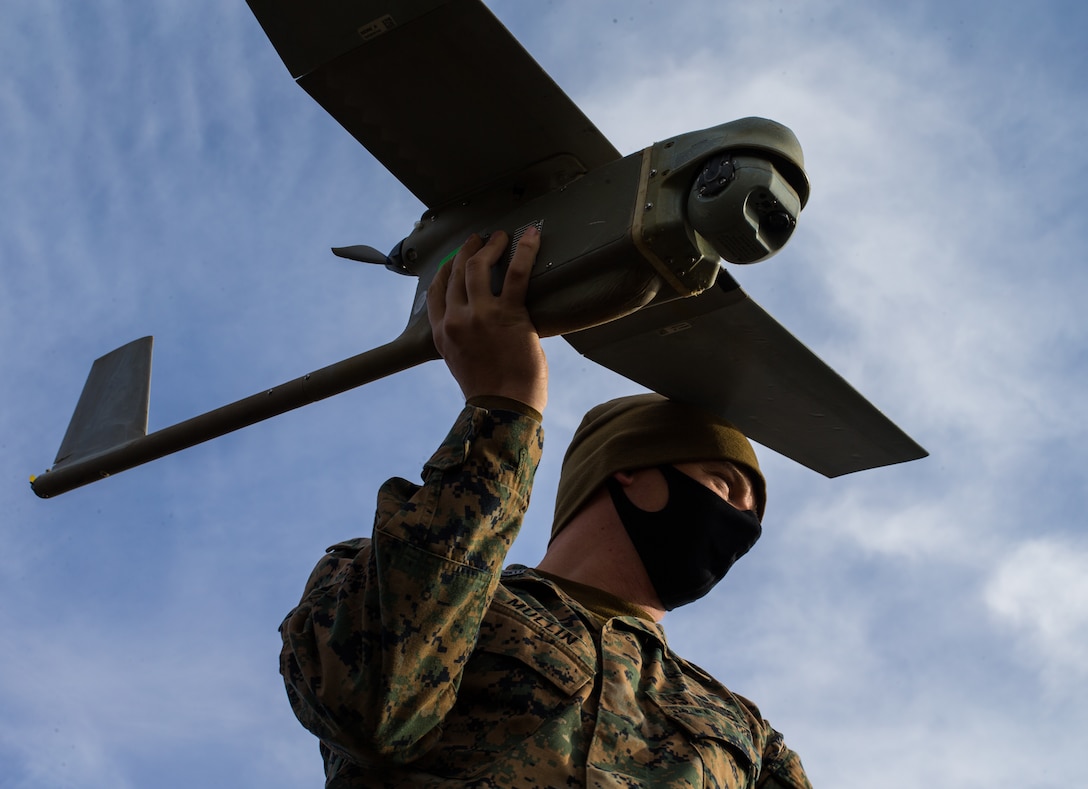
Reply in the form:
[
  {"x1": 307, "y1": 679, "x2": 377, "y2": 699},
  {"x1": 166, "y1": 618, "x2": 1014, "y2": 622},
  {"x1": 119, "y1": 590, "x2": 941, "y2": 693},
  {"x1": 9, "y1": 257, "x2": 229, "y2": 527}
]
[
  {"x1": 714, "y1": 472, "x2": 738, "y2": 489},
  {"x1": 711, "y1": 478, "x2": 736, "y2": 498}
]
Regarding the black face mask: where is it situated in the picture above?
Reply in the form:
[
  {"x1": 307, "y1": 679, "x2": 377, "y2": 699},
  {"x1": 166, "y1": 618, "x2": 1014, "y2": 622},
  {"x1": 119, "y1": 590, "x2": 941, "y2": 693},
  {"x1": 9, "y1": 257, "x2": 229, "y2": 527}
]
[{"x1": 606, "y1": 464, "x2": 762, "y2": 610}]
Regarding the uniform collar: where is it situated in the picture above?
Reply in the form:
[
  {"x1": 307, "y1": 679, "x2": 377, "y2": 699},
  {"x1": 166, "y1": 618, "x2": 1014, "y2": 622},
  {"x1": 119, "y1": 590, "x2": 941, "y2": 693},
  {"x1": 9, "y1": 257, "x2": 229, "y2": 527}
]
[{"x1": 502, "y1": 565, "x2": 655, "y2": 623}]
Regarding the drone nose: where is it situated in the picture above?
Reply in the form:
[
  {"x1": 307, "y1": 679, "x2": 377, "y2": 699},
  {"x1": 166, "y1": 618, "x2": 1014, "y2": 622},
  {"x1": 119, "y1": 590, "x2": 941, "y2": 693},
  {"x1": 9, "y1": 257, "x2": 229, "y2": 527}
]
[{"x1": 686, "y1": 154, "x2": 801, "y2": 265}]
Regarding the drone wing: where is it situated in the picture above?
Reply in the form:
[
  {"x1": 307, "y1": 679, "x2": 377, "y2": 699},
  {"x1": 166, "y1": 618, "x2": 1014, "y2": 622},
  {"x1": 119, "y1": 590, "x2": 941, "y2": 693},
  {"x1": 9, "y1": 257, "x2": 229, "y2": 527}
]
[
  {"x1": 246, "y1": 0, "x2": 620, "y2": 207},
  {"x1": 565, "y1": 272, "x2": 927, "y2": 477}
]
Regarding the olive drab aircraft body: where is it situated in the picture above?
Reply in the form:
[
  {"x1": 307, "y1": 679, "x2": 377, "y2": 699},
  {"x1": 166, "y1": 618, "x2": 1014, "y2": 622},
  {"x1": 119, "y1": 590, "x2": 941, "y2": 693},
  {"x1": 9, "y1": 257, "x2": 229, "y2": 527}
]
[{"x1": 30, "y1": 0, "x2": 926, "y2": 499}]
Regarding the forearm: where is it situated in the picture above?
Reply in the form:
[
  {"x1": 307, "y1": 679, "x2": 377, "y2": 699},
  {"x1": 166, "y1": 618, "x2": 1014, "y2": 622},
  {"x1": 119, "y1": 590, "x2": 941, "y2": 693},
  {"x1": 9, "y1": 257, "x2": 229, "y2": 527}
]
[{"x1": 280, "y1": 404, "x2": 544, "y2": 762}]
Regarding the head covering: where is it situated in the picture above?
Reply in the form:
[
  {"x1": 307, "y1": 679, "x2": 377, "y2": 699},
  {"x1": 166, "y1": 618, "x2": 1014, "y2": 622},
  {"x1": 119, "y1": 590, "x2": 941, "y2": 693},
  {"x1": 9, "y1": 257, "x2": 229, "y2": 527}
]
[{"x1": 551, "y1": 394, "x2": 766, "y2": 538}]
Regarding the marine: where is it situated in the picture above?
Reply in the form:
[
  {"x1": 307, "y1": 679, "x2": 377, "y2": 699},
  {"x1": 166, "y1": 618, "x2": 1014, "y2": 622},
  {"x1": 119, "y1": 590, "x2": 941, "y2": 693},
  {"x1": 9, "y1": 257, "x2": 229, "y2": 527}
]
[{"x1": 280, "y1": 228, "x2": 812, "y2": 787}]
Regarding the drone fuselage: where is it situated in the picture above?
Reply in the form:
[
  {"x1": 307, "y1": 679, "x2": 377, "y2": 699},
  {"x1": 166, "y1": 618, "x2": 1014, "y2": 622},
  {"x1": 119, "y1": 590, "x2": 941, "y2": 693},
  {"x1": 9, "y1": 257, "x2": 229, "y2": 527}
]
[{"x1": 394, "y1": 118, "x2": 808, "y2": 339}]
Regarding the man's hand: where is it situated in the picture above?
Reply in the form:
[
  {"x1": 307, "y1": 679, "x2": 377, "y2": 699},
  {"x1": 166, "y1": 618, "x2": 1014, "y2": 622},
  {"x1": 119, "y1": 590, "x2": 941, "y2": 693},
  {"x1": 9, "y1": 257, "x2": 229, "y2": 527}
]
[{"x1": 427, "y1": 227, "x2": 548, "y2": 414}]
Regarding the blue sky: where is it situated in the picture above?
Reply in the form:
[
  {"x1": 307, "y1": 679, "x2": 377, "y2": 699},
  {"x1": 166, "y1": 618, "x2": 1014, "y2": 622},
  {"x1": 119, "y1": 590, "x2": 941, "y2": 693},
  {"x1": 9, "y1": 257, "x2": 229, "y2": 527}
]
[{"x1": 3, "y1": 1, "x2": 1086, "y2": 786}]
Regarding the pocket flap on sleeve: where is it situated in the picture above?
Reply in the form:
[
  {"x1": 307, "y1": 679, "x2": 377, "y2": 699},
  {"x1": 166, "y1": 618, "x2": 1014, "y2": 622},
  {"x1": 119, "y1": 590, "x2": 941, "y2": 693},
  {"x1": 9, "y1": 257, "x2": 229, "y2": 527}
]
[{"x1": 479, "y1": 593, "x2": 595, "y2": 696}]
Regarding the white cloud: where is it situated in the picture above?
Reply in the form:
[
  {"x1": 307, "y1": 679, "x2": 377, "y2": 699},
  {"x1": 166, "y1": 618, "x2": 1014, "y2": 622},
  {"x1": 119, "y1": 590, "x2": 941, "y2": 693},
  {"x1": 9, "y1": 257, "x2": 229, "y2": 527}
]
[{"x1": 985, "y1": 537, "x2": 1088, "y2": 682}]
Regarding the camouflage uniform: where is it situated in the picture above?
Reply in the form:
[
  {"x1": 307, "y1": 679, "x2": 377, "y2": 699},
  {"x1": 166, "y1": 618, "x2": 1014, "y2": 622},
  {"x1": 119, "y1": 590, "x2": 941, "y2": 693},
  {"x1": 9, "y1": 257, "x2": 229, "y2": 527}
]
[{"x1": 281, "y1": 405, "x2": 812, "y2": 788}]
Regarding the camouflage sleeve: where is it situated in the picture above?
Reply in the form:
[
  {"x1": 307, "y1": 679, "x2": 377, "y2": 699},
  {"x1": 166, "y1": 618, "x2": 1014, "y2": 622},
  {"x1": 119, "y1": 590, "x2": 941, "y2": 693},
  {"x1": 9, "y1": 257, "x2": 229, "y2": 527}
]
[
  {"x1": 279, "y1": 404, "x2": 544, "y2": 765},
  {"x1": 756, "y1": 726, "x2": 813, "y2": 788}
]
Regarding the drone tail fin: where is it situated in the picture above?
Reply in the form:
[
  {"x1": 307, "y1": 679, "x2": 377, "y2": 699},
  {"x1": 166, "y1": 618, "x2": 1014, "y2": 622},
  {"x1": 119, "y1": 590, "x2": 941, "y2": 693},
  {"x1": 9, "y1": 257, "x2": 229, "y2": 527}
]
[
  {"x1": 31, "y1": 320, "x2": 439, "y2": 498},
  {"x1": 50, "y1": 336, "x2": 153, "y2": 470}
]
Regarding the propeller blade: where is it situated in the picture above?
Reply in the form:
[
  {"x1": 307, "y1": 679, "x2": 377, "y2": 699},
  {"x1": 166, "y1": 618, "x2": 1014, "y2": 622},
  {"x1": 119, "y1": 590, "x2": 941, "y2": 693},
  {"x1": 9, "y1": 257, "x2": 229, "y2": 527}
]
[
  {"x1": 332, "y1": 245, "x2": 389, "y2": 266},
  {"x1": 564, "y1": 272, "x2": 927, "y2": 477},
  {"x1": 246, "y1": 0, "x2": 619, "y2": 206}
]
